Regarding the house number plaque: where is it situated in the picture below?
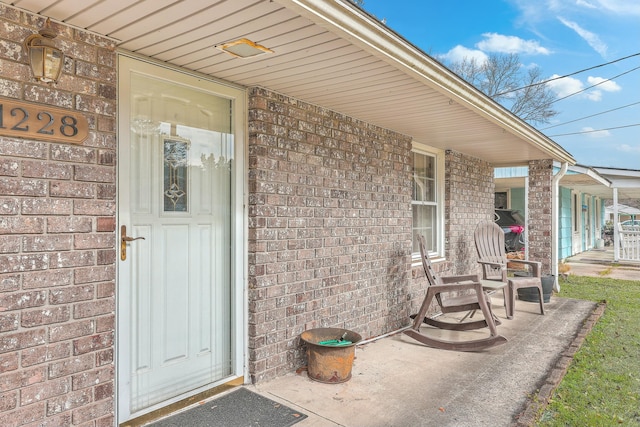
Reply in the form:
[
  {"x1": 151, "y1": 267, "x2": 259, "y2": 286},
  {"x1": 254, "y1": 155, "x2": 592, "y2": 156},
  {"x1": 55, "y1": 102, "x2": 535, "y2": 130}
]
[{"x1": 0, "y1": 98, "x2": 88, "y2": 144}]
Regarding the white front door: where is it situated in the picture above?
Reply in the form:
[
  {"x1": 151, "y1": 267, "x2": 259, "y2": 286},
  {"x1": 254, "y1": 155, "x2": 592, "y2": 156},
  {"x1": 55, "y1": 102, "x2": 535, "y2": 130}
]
[{"x1": 117, "y1": 56, "x2": 246, "y2": 422}]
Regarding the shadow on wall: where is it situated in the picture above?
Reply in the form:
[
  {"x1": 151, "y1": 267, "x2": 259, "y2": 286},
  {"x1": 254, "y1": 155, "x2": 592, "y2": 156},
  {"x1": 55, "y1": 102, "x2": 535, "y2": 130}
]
[
  {"x1": 385, "y1": 249, "x2": 411, "y2": 335},
  {"x1": 454, "y1": 232, "x2": 475, "y2": 275}
]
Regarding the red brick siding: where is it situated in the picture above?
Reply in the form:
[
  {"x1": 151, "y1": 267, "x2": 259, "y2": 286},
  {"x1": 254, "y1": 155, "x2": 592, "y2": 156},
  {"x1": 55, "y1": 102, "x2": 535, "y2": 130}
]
[
  {"x1": 0, "y1": 7, "x2": 116, "y2": 426},
  {"x1": 528, "y1": 159, "x2": 554, "y2": 274},
  {"x1": 444, "y1": 150, "x2": 495, "y2": 274},
  {"x1": 247, "y1": 87, "x2": 415, "y2": 382}
]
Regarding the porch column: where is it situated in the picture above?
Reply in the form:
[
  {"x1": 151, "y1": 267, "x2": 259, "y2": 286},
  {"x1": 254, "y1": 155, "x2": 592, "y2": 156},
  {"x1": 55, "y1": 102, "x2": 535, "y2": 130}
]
[
  {"x1": 528, "y1": 159, "x2": 554, "y2": 275},
  {"x1": 613, "y1": 187, "x2": 619, "y2": 262}
]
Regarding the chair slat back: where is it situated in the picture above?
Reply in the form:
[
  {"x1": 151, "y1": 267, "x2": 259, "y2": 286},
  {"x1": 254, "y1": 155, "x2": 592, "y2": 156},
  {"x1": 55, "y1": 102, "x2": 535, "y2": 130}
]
[
  {"x1": 474, "y1": 222, "x2": 507, "y2": 279},
  {"x1": 474, "y1": 221, "x2": 506, "y2": 260},
  {"x1": 418, "y1": 234, "x2": 442, "y2": 288}
]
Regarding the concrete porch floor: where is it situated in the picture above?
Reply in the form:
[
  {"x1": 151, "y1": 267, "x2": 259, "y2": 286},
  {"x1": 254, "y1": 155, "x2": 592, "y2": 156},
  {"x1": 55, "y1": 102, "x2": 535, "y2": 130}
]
[{"x1": 247, "y1": 293, "x2": 600, "y2": 427}]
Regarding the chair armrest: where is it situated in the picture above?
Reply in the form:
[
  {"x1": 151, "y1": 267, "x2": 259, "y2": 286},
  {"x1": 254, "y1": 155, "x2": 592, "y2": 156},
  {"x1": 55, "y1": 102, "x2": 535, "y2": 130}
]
[
  {"x1": 429, "y1": 281, "x2": 483, "y2": 294},
  {"x1": 477, "y1": 260, "x2": 505, "y2": 269},
  {"x1": 477, "y1": 259, "x2": 507, "y2": 282},
  {"x1": 511, "y1": 259, "x2": 541, "y2": 277},
  {"x1": 440, "y1": 274, "x2": 481, "y2": 284}
]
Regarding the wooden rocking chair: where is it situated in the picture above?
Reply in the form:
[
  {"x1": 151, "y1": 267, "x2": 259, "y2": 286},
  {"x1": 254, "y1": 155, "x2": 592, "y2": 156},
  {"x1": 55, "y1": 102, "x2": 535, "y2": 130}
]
[{"x1": 404, "y1": 234, "x2": 507, "y2": 351}]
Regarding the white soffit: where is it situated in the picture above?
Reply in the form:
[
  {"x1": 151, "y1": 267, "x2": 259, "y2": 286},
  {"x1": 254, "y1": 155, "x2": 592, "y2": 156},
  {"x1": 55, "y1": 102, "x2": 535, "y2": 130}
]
[{"x1": 4, "y1": 0, "x2": 575, "y2": 166}]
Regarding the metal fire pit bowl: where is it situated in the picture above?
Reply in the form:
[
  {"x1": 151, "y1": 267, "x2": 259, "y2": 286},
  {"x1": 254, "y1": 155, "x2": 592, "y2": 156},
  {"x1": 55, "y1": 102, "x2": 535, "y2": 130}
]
[{"x1": 300, "y1": 327, "x2": 362, "y2": 384}]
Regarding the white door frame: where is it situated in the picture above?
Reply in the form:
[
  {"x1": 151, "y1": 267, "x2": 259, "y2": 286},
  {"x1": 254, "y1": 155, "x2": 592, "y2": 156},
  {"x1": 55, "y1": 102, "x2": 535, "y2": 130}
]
[
  {"x1": 116, "y1": 53, "x2": 248, "y2": 423},
  {"x1": 571, "y1": 190, "x2": 581, "y2": 255},
  {"x1": 585, "y1": 197, "x2": 592, "y2": 249}
]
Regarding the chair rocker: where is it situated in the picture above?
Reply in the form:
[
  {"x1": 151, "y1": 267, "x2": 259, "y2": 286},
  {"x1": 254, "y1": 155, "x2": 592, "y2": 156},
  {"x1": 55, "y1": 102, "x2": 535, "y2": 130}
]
[
  {"x1": 404, "y1": 235, "x2": 507, "y2": 351},
  {"x1": 474, "y1": 221, "x2": 544, "y2": 320}
]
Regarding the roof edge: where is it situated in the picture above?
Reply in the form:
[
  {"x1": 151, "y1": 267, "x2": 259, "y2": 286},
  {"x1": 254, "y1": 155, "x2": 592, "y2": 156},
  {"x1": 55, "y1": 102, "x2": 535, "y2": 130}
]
[
  {"x1": 277, "y1": 0, "x2": 576, "y2": 164},
  {"x1": 566, "y1": 165, "x2": 612, "y2": 187}
]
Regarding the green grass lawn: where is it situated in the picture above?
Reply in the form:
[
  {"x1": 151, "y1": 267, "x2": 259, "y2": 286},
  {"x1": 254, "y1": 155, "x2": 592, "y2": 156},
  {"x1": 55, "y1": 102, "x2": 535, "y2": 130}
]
[{"x1": 536, "y1": 275, "x2": 640, "y2": 426}]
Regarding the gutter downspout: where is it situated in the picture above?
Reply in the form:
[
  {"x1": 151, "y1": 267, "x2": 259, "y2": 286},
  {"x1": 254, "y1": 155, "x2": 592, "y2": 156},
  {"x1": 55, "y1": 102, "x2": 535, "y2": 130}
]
[{"x1": 552, "y1": 162, "x2": 569, "y2": 292}]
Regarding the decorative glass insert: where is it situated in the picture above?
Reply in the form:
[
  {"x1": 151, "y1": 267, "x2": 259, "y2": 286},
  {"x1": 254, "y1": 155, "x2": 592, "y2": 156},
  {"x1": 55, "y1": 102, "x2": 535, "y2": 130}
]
[{"x1": 163, "y1": 137, "x2": 189, "y2": 212}]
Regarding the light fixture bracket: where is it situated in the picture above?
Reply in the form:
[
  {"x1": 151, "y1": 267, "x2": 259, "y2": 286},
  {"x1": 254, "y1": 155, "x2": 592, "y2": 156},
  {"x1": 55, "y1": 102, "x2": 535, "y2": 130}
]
[
  {"x1": 24, "y1": 18, "x2": 64, "y2": 84},
  {"x1": 217, "y1": 38, "x2": 273, "y2": 58}
]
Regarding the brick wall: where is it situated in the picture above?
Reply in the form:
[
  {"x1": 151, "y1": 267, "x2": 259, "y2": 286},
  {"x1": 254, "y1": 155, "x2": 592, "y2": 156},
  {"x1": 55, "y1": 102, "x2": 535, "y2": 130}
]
[
  {"x1": 0, "y1": 7, "x2": 116, "y2": 426},
  {"x1": 528, "y1": 159, "x2": 554, "y2": 274},
  {"x1": 444, "y1": 150, "x2": 495, "y2": 275},
  {"x1": 247, "y1": 87, "x2": 415, "y2": 382}
]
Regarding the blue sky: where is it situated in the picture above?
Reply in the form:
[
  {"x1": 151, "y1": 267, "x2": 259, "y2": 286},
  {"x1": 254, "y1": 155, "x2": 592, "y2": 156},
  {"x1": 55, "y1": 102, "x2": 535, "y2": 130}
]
[{"x1": 361, "y1": 0, "x2": 640, "y2": 169}]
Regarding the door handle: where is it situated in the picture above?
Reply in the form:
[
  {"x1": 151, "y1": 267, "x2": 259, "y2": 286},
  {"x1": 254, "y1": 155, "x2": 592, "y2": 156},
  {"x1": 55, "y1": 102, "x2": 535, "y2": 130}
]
[{"x1": 120, "y1": 225, "x2": 145, "y2": 261}]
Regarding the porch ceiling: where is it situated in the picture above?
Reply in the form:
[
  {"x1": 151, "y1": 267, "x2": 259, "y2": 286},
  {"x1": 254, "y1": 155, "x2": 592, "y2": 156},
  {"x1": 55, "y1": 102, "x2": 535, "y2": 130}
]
[
  {"x1": 5, "y1": 0, "x2": 576, "y2": 167},
  {"x1": 497, "y1": 173, "x2": 640, "y2": 200},
  {"x1": 560, "y1": 182, "x2": 640, "y2": 201},
  {"x1": 561, "y1": 166, "x2": 640, "y2": 200}
]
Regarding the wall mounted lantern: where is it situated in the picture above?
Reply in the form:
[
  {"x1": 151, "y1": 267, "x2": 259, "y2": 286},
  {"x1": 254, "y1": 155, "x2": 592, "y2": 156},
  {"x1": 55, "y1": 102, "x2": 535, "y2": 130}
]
[{"x1": 24, "y1": 19, "x2": 64, "y2": 84}]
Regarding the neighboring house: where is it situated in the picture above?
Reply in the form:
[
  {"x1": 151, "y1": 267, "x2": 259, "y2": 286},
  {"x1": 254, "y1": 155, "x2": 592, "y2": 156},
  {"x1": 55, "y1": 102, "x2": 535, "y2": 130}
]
[
  {"x1": 496, "y1": 164, "x2": 640, "y2": 265},
  {"x1": 0, "y1": 1, "x2": 576, "y2": 425},
  {"x1": 556, "y1": 165, "x2": 608, "y2": 258},
  {"x1": 605, "y1": 203, "x2": 640, "y2": 224}
]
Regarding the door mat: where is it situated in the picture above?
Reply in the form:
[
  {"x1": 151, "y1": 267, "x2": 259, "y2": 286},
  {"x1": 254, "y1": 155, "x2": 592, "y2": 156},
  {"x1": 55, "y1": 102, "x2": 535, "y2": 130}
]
[{"x1": 148, "y1": 387, "x2": 307, "y2": 427}]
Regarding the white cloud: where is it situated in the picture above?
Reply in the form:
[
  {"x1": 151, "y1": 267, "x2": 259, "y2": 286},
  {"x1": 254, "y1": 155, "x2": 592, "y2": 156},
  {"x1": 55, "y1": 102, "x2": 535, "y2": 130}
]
[
  {"x1": 595, "y1": 0, "x2": 640, "y2": 16},
  {"x1": 618, "y1": 144, "x2": 640, "y2": 153},
  {"x1": 545, "y1": 74, "x2": 609, "y2": 101},
  {"x1": 585, "y1": 90, "x2": 603, "y2": 101},
  {"x1": 438, "y1": 45, "x2": 488, "y2": 64},
  {"x1": 510, "y1": 0, "x2": 549, "y2": 22},
  {"x1": 475, "y1": 33, "x2": 551, "y2": 55},
  {"x1": 581, "y1": 126, "x2": 610, "y2": 137},
  {"x1": 587, "y1": 76, "x2": 621, "y2": 92},
  {"x1": 576, "y1": 0, "x2": 597, "y2": 9},
  {"x1": 557, "y1": 17, "x2": 608, "y2": 57},
  {"x1": 546, "y1": 74, "x2": 584, "y2": 97}
]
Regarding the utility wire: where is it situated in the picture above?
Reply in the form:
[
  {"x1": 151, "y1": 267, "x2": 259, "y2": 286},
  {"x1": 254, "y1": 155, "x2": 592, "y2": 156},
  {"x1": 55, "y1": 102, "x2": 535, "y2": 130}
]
[
  {"x1": 494, "y1": 51, "x2": 640, "y2": 96},
  {"x1": 551, "y1": 65, "x2": 640, "y2": 103},
  {"x1": 541, "y1": 101, "x2": 640, "y2": 130},
  {"x1": 548, "y1": 123, "x2": 640, "y2": 137}
]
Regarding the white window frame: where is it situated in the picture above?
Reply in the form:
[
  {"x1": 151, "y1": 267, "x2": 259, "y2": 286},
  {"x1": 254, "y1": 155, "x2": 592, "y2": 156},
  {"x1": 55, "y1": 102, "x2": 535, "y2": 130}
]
[
  {"x1": 411, "y1": 143, "x2": 445, "y2": 261},
  {"x1": 494, "y1": 190, "x2": 511, "y2": 209},
  {"x1": 572, "y1": 191, "x2": 580, "y2": 233}
]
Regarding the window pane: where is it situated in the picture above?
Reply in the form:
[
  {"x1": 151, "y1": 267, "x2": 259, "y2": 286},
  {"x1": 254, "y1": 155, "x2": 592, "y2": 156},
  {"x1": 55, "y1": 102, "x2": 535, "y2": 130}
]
[
  {"x1": 413, "y1": 153, "x2": 435, "y2": 202},
  {"x1": 413, "y1": 204, "x2": 436, "y2": 253},
  {"x1": 412, "y1": 151, "x2": 439, "y2": 256}
]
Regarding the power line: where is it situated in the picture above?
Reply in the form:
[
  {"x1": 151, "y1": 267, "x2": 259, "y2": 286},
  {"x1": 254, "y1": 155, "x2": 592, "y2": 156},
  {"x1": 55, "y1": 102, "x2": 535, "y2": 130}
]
[
  {"x1": 540, "y1": 101, "x2": 640, "y2": 130},
  {"x1": 494, "y1": 51, "x2": 640, "y2": 96},
  {"x1": 551, "y1": 65, "x2": 640, "y2": 103},
  {"x1": 547, "y1": 123, "x2": 640, "y2": 137}
]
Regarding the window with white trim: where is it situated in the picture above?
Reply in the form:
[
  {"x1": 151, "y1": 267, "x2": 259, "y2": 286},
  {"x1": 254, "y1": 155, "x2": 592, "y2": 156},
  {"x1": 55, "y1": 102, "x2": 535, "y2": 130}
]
[
  {"x1": 411, "y1": 147, "x2": 443, "y2": 257},
  {"x1": 572, "y1": 192, "x2": 579, "y2": 233}
]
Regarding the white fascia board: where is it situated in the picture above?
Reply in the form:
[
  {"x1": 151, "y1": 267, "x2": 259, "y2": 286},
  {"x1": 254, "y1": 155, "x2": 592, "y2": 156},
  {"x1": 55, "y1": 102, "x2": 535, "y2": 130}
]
[
  {"x1": 567, "y1": 165, "x2": 612, "y2": 187},
  {"x1": 277, "y1": 0, "x2": 576, "y2": 164},
  {"x1": 609, "y1": 179, "x2": 640, "y2": 188},
  {"x1": 593, "y1": 167, "x2": 640, "y2": 178}
]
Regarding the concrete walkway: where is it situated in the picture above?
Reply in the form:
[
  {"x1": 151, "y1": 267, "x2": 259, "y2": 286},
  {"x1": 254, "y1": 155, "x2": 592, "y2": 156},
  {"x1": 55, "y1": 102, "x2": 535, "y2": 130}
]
[
  {"x1": 564, "y1": 247, "x2": 640, "y2": 281},
  {"x1": 248, "y1": 292, "x2": 600, "y2": 427}
]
